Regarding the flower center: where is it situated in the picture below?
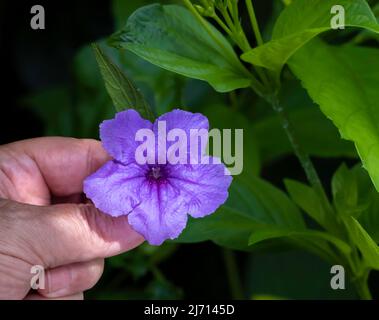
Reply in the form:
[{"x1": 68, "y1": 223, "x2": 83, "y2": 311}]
[{"x1": 147, "y1": 165, "x2": 167, "y2": 182}]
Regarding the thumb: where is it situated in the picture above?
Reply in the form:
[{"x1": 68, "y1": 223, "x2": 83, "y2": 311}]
[{"x1": 21, "y1": 202, "x2": 144, "y2": 268}]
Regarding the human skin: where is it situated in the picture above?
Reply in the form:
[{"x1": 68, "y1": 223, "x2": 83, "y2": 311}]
[{"x1": 0, "y1": 137, "x2": 145, "y2": 300}]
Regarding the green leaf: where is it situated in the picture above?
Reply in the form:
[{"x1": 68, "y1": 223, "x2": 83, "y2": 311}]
[
  {"x1": 253, "y1": 106, "x2": 357, "y2": 162},
  {"x1": 92, "y1": 43, "x2": 154, "y2": 120},
  {"x1": 352, "y1": 165, "x2": 379, "y2": 243},
  {"x1": 241, "y1": 0, "x2": 379, "y2": 78},
  {"x1": 252, "y1": 80, "x2": 356, "y2": 162},
  {"x1": 331, "y1": 164, "x2": 369, "y2": 217},
  {"x1": 359, "y1": 195, "x2": 379, "y2": 243},
  {"x1": 332, "y1": 164, "x2": 358, "y2": 208},
  {"x1": 354, "y1": 3, "x2": 379, "y2": 43},
  {"x1": 176, "y1": 175, "x2": 305, "y2": 251},
  {"x1": 289, "y1": 39, "x2": 379, "y2": 191},
  {"x1": 328, "y1": 164, "x2": 379, "y2": 243},
  {"x1": 343, "y1": 217, "x2": 379, "y2": 270},
  {"x1": 248, "y1": 226, "x2": 351, "y2": 258},
  {"x1": 284, "y1": 179, "x2": 338, "y2": 232},
  {"x1": 112, "y1": 0, "x2": 151, "y2": 30},
  {"x1": 202, "y1": 104, "x2": 261, "y2": 176},
  {"x1": 246, "y1": 251, "x2": 357, "y2": 299},
  {"x1": 110, "y1": 4, "x2": 252, "y2": 92}
]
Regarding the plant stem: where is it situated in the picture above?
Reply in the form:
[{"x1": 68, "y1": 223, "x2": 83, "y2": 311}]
[
  {"x1": 218, "y1": 4, "x2": 251, "y2": 53},
  {"x1": 243, "y1": 0, "x2": 271, "y2": 87},
  {"x1": 245, "y1": 0, "x2": 264, "y2": 46},
  {"x1": 222, "y1": 248, "x2": 245, "y2": 299},
  {"x1": 182, "y1": 0, "x2": 235, "y2": 59},
  {"x1": 269, "y1": 96, "x2": 333, "y2": 215},
  {"x1": 213, "y1": 14, "x2": 233, "y2": 36},
  {"x1": 270, "y1": 96, "x2": 373, "y2": 300},
  {"x1": 228, "y1": 0, "x2": 240, "y2": 24},
  {"x1": 354, "y1": 272, "x2": 372, "y2": 300},
  {"x1": 347, "y1": 235, "x2": 373, "y2": 300},
  {"x1": 182, "y1": 0, "x2": 265, "y2": 95},
  {"x1": 182, "y1": 0, "x2": 244, "y2": 72},
  {"x1": 219, "y1": 5, "x2": 236, "y2": 32}
]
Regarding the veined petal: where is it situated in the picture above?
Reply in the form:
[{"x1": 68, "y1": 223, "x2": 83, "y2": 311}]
[
  {"x1": 83, "y1": 160, "x2": 147, "y2": 217},
  {"x1": 128, "y1": 182, "x2": 188, "y2": 245},
  {"x1": 167, "y1": 158, "x2": 232, "y2": 218},
  {"x1": 153, "y1": 109, "x2": 209, "y2": 164},
  {"x1": 100, "y1": 109, "x2": 153, "y2": 164},
  {"x1": 155, "y1": 109, "x2": 209, "y2": 132}
]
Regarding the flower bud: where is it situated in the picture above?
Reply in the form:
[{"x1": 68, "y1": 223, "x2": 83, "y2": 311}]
[{"x1": 195, "y1": 4, "x2": 215, "y2": 17}]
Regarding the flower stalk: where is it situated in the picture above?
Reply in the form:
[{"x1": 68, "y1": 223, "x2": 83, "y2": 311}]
[
  {"x1": 354, "y1": 272, "x2": 372, "y2": 300},
  {"x1": 182, "y1": 0, "x2": 266, "y2": 95},
  {"x1": 245, "y1": 0, "x2": 264, "y2": 46},
  {"x1": 269, "y1": 96, "x2": 333, "y2": 214}
]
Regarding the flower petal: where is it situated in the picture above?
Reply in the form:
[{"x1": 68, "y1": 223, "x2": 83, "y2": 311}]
[
  {"x1": 100, "y1": 109, "x2": 153, "y2": 164},
  {"x1": 128, "y1": 182, "x2": 188, "y2": 245},
  {"x1": 167, "y1": 158, "x2": 232, "y2": 218},
  {"x1": 153, "y1": 109, "x2": 209, "y2": 163},
  {"x1": 155, "y1": 109, "x2": 209, "y2": 132},
  {"x1": 83, "y1": 160, "x2": 147, "y2": 217}
]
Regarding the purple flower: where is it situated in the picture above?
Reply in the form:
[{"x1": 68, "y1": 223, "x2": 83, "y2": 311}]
[{"x1": 84, "y1": 109, "x2": 232, "y2": 245}]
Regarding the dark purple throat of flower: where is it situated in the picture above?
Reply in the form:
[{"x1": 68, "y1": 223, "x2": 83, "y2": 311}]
[
  {"x1": 146, "y1": 165, "x2": 167, "y2": 183},
  {"x1": 83, "y1": 109, "x2": 233, "y2": 246}
]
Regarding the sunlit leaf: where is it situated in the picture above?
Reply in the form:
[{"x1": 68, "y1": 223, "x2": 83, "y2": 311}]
[
  {"x1": 289, "y1": 39, "x2": 379, "y2": 190},
  {"x1": 343, "y1": 217, "x2": 379, "y2": 270},
  {"x1": 242, "y1": 0, "x2": 379, "y2": 79},
  {"x1": 110, "y1": 4, "x2": 252, "y2": 92}
]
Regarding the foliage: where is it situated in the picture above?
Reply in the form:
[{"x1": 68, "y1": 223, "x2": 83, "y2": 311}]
[{"x1": 23, "y1": 0, "x2": 379, "y2": 299}]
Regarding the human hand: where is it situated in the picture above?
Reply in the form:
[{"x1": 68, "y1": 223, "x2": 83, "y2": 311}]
[{"x1": 0, "y1": 137, "x2": 144, "y2": 300}]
